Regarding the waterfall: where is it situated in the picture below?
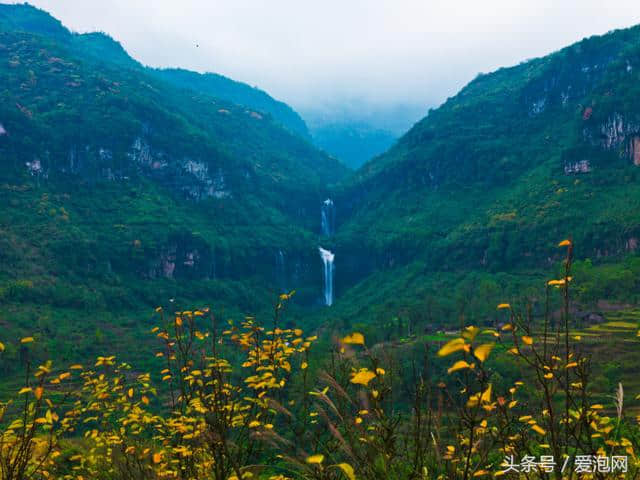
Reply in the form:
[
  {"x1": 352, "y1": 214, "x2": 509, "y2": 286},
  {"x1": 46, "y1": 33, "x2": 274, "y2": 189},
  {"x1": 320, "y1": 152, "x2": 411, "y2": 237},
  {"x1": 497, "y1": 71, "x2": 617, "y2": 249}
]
[
  {"x1": 321, "y1": 198, "x2": 335, "y2": 236},
  {"x1": 318, "y1": 247, "x2": 335, "y2": 306}
]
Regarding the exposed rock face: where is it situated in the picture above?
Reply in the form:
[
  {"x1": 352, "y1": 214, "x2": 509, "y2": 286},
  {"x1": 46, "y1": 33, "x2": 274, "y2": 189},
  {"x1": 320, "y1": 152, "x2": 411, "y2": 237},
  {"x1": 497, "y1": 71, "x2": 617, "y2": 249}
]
[
  {"x1": 564, "y1": 160, "x2": 591, "y2": 174},
  {"x1": 25, "y1": 159, "x2": 43, "y2": 176},
  {"x1": 585, "y1": 113, "x2": 640, "y2": 166},
  {"x1": 600, "y1": 113, "x2": 630, "y2": 148},
  {"x1": 632, "y1": 136, "x2": 640, "y2": 166},
  {"x1": 51, "y1": 135, "x2": 234, "y2": 200}
]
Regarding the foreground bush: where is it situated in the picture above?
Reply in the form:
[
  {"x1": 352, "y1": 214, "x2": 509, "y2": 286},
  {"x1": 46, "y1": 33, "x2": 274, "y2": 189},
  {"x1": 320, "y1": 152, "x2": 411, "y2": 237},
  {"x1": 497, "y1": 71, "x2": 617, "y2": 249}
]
[{"x1": 1, "y1": 240, "x2": 639, "y2": 479}]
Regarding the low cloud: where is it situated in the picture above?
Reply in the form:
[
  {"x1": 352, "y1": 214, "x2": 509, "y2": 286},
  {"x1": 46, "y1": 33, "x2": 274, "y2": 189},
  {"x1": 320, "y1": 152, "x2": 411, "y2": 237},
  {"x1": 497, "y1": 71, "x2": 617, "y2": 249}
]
[{"x1": 13, "y1": 0, "x2": 640, "y2": 126}]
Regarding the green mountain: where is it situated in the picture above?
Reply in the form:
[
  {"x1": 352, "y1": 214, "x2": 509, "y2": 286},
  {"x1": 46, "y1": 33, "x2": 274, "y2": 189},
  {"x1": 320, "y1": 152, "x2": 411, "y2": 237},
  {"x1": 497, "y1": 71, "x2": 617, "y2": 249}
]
[
  {"x1": 152, "y1": 68, "x2": 310, "y2": 139},
  {"x1": 0, "y1": 3, "x2": 349, "y2": 368},
  {"x1": 3, "y1": 2, "x2": 640, "y2": 367},
  {"x1": 328, "y1": 25, "x2": 640, "y2": 328},
  {"x1": 0, "y1": 4, "x2": 310, "y2": 137}
]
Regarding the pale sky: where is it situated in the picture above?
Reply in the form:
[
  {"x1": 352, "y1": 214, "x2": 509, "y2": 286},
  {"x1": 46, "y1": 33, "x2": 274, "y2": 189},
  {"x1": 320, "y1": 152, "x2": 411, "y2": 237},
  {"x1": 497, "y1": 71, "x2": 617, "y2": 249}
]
[{"x1": 8, "y1": 1, "x2": 640, "y2": 127}]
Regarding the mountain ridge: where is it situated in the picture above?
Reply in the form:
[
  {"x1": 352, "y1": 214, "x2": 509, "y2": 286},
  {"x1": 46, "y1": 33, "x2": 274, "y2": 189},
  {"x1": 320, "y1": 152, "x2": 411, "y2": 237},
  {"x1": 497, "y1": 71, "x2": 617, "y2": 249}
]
[
  {"x1": 0, "y1": 3, "x2": 311, "y2": 138},
  {"x1": 326, "y1": 23, "x2": 640, "y2": 326}
]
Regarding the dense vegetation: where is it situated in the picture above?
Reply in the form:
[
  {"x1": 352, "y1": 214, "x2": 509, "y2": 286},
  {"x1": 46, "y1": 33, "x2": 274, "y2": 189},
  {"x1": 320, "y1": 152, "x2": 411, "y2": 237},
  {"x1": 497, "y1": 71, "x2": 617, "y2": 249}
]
[
  {"x1": 1, "y1": 3, "x2": 640, "y2": 377},
  {"x1": 328, "y1": 24, "x2": 640, "y2": 330},
  {"x1": 2, "y1": 241, "x2": 640, "y2": 479},
  {"x1": 1, "y1": 10, "x2": 640, "y2": 478},
  {"x1": 0, "y1": 3, "x2": 346, "y2": 374}
]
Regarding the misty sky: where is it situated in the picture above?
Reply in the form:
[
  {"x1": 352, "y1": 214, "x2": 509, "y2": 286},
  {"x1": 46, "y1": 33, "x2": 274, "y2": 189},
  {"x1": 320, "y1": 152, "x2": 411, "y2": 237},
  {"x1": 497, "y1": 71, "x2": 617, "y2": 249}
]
[{"x1": 10, "y1": 0, "x2": 640, "y2": 129}]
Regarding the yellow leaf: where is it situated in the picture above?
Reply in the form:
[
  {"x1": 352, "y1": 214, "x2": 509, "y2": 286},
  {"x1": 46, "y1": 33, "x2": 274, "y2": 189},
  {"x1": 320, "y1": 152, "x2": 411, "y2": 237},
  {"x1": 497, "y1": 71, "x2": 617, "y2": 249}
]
[
  {"x1": 127, "y1": 388, "x2": 133, "y2": 398},
  {"x1": 532, "y1": 425, "x2": 546, "y2": 435},
  {"x1": 521, "y1": 336, "x2": 533, "y2": 346},
  {"x1": 497, "y1": 303, "x2": 511, "y2": 309},
  {"x1": 350, "y1": 369, "x2": 376, "y2": 386},
  {"x1": 335, "y1": 463, "x2": 355, "y2": 480},
  {"x1": 301, "y1": 362, "x2": 308, "y2": 370},
  {"x1": 447, "y1": 360, "x2": 474, "y2": 374},
  {"x1": 0, "y1": 341, "x2": 4, "y2": 352},
  {"x1": 558, "y1": 239, "x2": 571, "y2": 247},
  {"x1": 342, "y1": 333, "x2": 365, "y2": 345},
  {"x1": 375, "y1": 368, "x2": 386, "y2": 375},
  {"x1": 437, "y1": 338, "x2": 467, "y2": 357},
  {"x1": 473, "y1": 343, "x2": 494, "y2": 362},
  {"x1": 19, "y1": 387, "x2": 32, "y2": 395},
  {"x1": 462, "y1": 326, "x2": 480, "y2": 341},
  {"x1": 141, "y1": 395, "x2": 149, "y2": 405},
  {"x1": 69, "y1": 364, "x2": 83, "y2": 370},
  {"x1": 473, "y1": 470, "x2": 490, "y2": 477},
  {"x1": 152, "y1": 453, "x2": 162, "y2": 464},
  {"x1": 306, "y1": 454, "x2": 324, "y2": 464},
  {"x1": 480, "y1": 384, "x2": 492, "y2": 404},
  {"x1": 21, "y1": 337, "x2": 34, "y2": 344},
  {"x1": 566, "y1": 362, "x2": 578, "y2": 369},
  {"x1": 543, "y1": 373, "x2": 553, "y2": 379},
  {"x1": 34, "y1": 387, "x2": 43, "y2": 400},
  {"x1": 175, "y1": 316, "x2": 183, "y2": 326}
]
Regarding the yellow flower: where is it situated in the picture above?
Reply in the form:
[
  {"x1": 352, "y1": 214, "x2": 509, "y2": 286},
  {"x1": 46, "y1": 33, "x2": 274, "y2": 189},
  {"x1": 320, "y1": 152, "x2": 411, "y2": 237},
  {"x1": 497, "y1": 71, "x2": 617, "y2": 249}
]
[
  {"x1": 342, "y1": 333, "x2": 365, "y2": 345},
  {"x1": 335, "y1": 463, "x2": 355, "y2": 480},
  {"x1": 350, "y1": 369, "x2": 376, "y2": 386},
  {"x1": 531, "y1": 425, "x2": 546, "y2": 435},
  {"x1": 306, "y1": 454, "x2": 324, "y2": 464}
]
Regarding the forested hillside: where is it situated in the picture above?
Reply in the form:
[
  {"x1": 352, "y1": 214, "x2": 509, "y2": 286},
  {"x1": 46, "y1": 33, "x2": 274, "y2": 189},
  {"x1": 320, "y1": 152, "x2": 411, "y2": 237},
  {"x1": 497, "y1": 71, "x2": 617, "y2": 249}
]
[{"x1": 328, "y1": 25, "x2": 640, "y2": 329}]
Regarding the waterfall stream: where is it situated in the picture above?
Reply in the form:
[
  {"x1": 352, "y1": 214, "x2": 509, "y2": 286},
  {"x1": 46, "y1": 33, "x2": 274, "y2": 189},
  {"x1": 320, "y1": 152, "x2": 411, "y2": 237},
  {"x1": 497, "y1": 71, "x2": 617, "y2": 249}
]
[
  {"x1": 321, "y1": 198, "x2": 335, "y2": 236},
  {"x1": 318, "y1": 247, "x2": 335, "y2": 306}
]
